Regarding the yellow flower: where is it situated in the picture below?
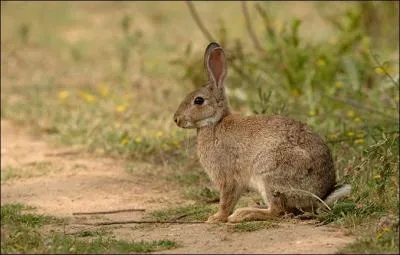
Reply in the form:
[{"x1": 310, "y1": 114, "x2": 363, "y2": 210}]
[
  {"x1": 290, "y1": 88, "x2": 300, "y2": 97},
  {"x1": 115, "y1": 104, "x2": 127, "y2": 113},
  {"x1": 135, "y1": 137, "x2": 143, "y2": 143},
  {"x1": 373, "y1": 174, "x2": 381, "y2": 180},
  {"x1": 172, "y1": 140, "x2": 180, "y2": 147},
  {"x1": 79, "y1": 92, "x2": 96, "y2": 102},
  {"x1": 85, "y1": 94, "x2": 96, "y2": 102},
  {"x1": 346, "y1": 131, "x2": 355, "y2": 137},
  {"x1": 335, "y1": 81, "x2": 344, "y2": 89},
  {"x1": 356, "y1": 133, "x2": 365, "y2": 138},
  {"x1": 346, "y1": 110, "x2": 355, "y2": 118},
  {"x1": 354, "y1": 139, "x2": 364, "y2": 144},
  {"x1": 328, "y1": 133, "x2": 338, "y2": 139},
  {"x1": 317, "y1": 58, "x2": 326, "y2": 67},
  {"x1": 377, "y1": 63, "x2": 394, "y2": 74},
  {"x1": 120, "y1": 138, "x2": 129, "y2": 145},
  {"x1": 354, "y1": 117, "x2": 362, "y2": 123},
  {"x1": 308, "y1": 110, "x2": 317, "y2": 117},
  {"x1": 58, "y1": 90, "x2": 69, "y2": 100},
  {"x1": 361, "y1": 36, "x2": 371, "y2": 47},
  {"x1": 375, "y1": 67, "x2": 385, "y2": 75},
  {"x1": 98, "y1": 84, "x2": 109, "y2": 97}
]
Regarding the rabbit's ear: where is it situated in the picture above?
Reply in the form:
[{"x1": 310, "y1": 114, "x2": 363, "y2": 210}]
[{"x1": 204, "y1": 42, "x2": 227, "y2": 88}]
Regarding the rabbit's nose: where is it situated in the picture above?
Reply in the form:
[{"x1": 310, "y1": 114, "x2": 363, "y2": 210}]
[{"x1": 174, "y1": 115, "x2": 179, "y2": 124}]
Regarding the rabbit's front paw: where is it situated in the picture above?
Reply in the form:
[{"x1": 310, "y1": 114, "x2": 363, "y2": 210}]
[{"x1": 206, "y1": 212, "x2": 228, "y2": 223}]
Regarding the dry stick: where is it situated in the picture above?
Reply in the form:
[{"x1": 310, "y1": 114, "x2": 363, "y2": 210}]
[
  {"x1": 241, "y1": 1, "x2": 264, "y2": 53},
  {"x1": 72, "y1": 208, "x2": 145, "y2": 216},
  {"x1": 44, "y1": 150, "x2": 82, "y2": 157},
  {"x1": 185, "y1": 1, "x2": 254, "y2": 85},
  {"x1": 255, "y1": 3, "x2": 274, "y2": 41},
  {"x1": 185, "y1": 1, "x2": 214, "y2": 42},
  {"x1": 81, "y1": 220, "x2": 205, "y2": 226},
  {"x1": 285, "y1": 187, "x2": 332, "y2": 211},
  {"x1": 66, "y1": 227, "x2": 99, "y2": 236}
]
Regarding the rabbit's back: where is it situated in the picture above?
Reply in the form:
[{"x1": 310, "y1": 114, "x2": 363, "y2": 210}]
[{"x1": 197, "y1": 114, "x2": 336, "y2": 204}]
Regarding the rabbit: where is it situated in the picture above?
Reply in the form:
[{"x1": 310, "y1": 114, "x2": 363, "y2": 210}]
[{"x1": 173, "y1": 42, "x2": 351, "y2": 223}]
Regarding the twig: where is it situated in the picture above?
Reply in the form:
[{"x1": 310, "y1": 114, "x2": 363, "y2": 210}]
[
  {"x1": 294, "y1": 212, "x2": 317, "y2": 220},
  {"x1": 289, "y1": 188, "x2": 331, "y2": 211},
  {"x1": 65, "y1": 227, "x2": 98, "y2": 235},
  {"x1": 254, "y1": 3, "x2": 274, "y2": 42},
  {"x1": 369, "y1": 51, "x2": 400, "y2": 113},
  {"x1": 72, "y1": 208, "x2": 145, "y2": 216},
  {"x1": 185, "y1": 2, "x2": 255, "y2": 87},
  {"x1": 370, "y1": 51, "x2": 399, "y2": 86},
  {"x1": 241, "y1": 1, "x2": 264, "y2": 52},
  {"x1": 44, "y1": 149, "x2": 83, "y2": 157},
  {"x1": 185, "y1": 1, "x2": 254, "y2": 85},
  {"x1": 80, "y1": 220, "x2": 205, "y2": 226},
  {"x1": 327, "y1": 137, "x2": 363, "y2": 144},
  {"x1": 323, "y1": 93, "x2": 397, "y2": 120},
  {"x1": 185, "y1": 1, "x2": 214, "y2": 41},
  {"x1": 327, "y1": 130, "x2": 399, "y2": 144}
]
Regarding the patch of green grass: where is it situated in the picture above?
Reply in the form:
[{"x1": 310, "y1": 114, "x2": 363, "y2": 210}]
[
  {"x1": 339, "y1": 227, "x2": 399, "y2": 254},
  {"x1": 166, "y1": 170, "x2": 205, "y2": 186},
  {"x1": 2, "y1": 230, "x2": 178, "y2": 254},
  {"x1": 184, "y1": 186, "x2": 220, "y2": 204},
  {"x1": 1, "y1": 203, "x2": 178, "y2": 254},
  {"x1": 1, "y1": 166, "x2": 20, "y2": 182},
  {"x1": 317, "y1": 199, "x2": 381, "y2": 226},
  {"x1": 227, "y1": 221, "x2": 278, "y2": 233},
  {"x1": 147, "y1": 204, "x2": 217, "y2": 222},
  {"x1": 112, "y1": 239, "x2": 178, "y2": 253},
  {"x1": 2, "y1": 82, "x2": 188, "y2": 164},
  {"x1": 72, "y1": 229, "x2": 112, "y2": 238},
  {"x1": 1, "y1": 161, "x2": 57, "y2": 183},
  {"x1": 1, "y1": 203, "x2": 63, "y2": 228}
]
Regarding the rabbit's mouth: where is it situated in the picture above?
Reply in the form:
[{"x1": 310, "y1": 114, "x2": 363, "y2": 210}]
[
  {"x1": 174, "y1": 114, "x2": 218, "y2": 129},
  {"x1": 174, "y1": 115, "x2": 195, "y2": 129},
  {"x1": 179, "y1": 121, "x2": 195, "y2": 129}
]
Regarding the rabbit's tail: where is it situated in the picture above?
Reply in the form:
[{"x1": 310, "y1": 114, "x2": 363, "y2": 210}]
[{"x1": 323, "y1": 184, "x2": 351, "y2": 206}]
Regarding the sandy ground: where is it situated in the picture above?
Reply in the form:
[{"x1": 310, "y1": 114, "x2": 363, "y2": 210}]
[{"x1": 1, "y1": 119, "x2": 355, "y2": 253}]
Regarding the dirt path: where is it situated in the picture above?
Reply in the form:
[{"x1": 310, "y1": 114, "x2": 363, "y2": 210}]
[{"x1": 1, "y1": 119, "x2": 355, "y2": 253}]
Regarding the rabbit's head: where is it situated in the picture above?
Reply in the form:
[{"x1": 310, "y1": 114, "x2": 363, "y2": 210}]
[{"x1": 174, "y1": 42, "x2": 230, "y2": 129}]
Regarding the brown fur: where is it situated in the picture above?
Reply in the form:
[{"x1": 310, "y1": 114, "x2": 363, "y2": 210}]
[{"x1": 174, "y1": 42, "x2": 347, "y2": 223}]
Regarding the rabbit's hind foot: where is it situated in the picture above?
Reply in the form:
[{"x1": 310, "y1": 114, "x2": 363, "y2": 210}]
[{"x1": 227, "y1": 207, "x2": 281, "y2": 223}]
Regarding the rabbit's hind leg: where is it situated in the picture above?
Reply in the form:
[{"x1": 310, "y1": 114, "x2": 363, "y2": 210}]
[
  {"x1": 227, "y1": 189, "x2": 287, "y2": 222},
  {"x1": 227, "y1": 207, "x2": 280, "y2": 223}
]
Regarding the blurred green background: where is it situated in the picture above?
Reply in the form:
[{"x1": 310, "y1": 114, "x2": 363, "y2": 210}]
[{"x1": 1, "y1": 1, "x2": 399, "y2": 253}]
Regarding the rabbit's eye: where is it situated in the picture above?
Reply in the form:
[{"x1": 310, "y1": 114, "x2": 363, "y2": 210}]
[{"x1": 194, "y1": 97, "x2": 204, "y2": 105}]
